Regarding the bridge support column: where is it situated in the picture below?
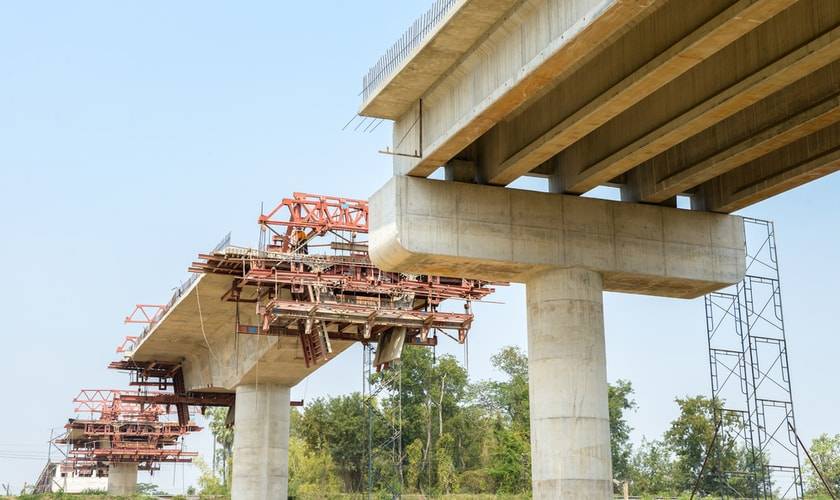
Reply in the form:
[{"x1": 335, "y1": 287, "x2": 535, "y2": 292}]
[
  {"x1": 231, "y1": 383, "x2": 290, "y2": 500},
  {"x1": 107, "y1": 462, "x2": 137, "y2": 496},
  {"x1": 369, "y1": 175, "x2": 747, "y2": 500},
  {"x1": 527, "y1": 267, "x2": 611, "y2": 499}
]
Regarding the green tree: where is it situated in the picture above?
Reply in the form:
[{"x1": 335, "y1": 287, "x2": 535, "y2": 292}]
[
  {"x1": 630, "y1": 438, "x2": 674, "y2": 495},
  {"x1": 136, "y1": 482, "x2": 166, "y2": 495},
  {"x1": 386, "y1": 348, "x2": 469, "y2": 448},
  {"x1": 488, "y1": 417, "x2": 530, "y2": 493},
  {"x1": 609, "y1": 379, "x2": 637, "y2": 484},
  {"x1": 436, "y1": 433, "x2": 459, "y2": 494},
  {"x1": 805, "y1": 433, "x2": 840, "y2": 497},
  {"x1": 372, "y1": 346, "x2": 472, "y2": 493},
  {"x1": 288, "y1": 436, "x2": 342, "y2": 498},
  {"x1": 446, "y1": 403, "x2": 493, "y2": 474},
  {"x1": 193, "y1": 456, "x2": 229, "y2": 498},
  {"x1": 474, "y1": 346, "x2": 530, "y2": 433},
  {"x1": 296, "y1": 393, "x2": 368, "y2": 491},
  {"x1": 205, "y1": 407, "x2": 233, "y2": 486},
  {"x1": 663, "y1": 396, "x2": 742, "y2": 495},
  {"x1": 473, "y1": 346, "x2": 532, "y2": 494},
  {"x1": 404, "y1": 438, "x2": 424, "y2": 493}
]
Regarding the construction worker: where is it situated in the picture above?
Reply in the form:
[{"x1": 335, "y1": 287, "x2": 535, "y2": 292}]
[{"x1": 295, "y1": 229, "x2": 309, "y2": 254}]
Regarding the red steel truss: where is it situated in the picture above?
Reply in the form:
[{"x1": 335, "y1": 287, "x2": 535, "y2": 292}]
[
  {"x1": 58, "y1": 389, "x2": 200, "y2": 474},
  {"x1": 115, "y1": 336, "x2": 138, "y2": 354},
  {"x1": 258, "y1": 192, "x2": 368, "y2": 252},
  {"x1": 107, "y1": 361, "x2": 301, "y2": 408},
  {"x1": 124, "y1": 304, "x2": 165, "y2": 324},
  {"x1": 107, "y1": 360, "x2": 179, "y2": 388},
  {"x1": 81, "y1": 191, "x2": 497, "y2": 476},
  {"x1": 192, "y1": 248, "x2": 492, "y2": 304},
  {"x1": 185, "y1": 192, "x2": 501, "y2": 369}
]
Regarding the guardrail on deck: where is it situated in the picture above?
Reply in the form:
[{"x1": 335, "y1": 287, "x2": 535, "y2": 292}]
[
  {"x1": 134, "y1": 232, "x2": 231, "y2": 347},
  {"x1": 361, "y1": 0, "x2": 457, "y2": 102}
]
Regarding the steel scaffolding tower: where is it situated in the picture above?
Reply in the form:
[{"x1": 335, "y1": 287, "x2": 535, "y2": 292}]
[
  {"x1": 363, "y1": 342, "x2": 403, "y2": 499},
  {"x1": 705, "y1": 218, "x2": 803, "y2": 498}
]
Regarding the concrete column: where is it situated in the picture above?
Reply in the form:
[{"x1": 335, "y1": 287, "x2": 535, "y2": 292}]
[
  {"x1": 107, "y1": 463, "x2": 138, "y2": 496},
  {"x1": 231, "y1": 383, "x2": 290, "y2": 500},
  {"x1": 526, "y1": 267, "x2": 612, "y2": 499}
]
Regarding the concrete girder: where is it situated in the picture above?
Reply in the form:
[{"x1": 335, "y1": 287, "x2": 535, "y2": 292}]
[
  {"x1": 366, "y1": 0, "x2": 840, "y2": 212},
  {"x1": 359, "y1": 0, "x2": 521, "y2": 120},
  {"x1": 620, "y1": 58, "x2": 840, "y2": 203},
  {"x1": 563, "y1": 22, "x2": 840, "y2": 194},
  {"x1": 369, "y1": 176, "x2": 745, "y2": 298},
  {"x1": 699, "y1": 123, "x2": 840, "y2": 212},
  {"x1": 479, "y1": 0, "x2": 796, "y2": 186},
  {"x1": 635, "y1": 92, "x2": 840, "y2": 203},
  {"x1": 390, "y1": 0, "x2": 665, "y2": 178}
]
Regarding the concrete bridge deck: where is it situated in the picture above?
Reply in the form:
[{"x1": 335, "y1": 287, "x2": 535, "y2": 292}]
[
  {"x1": 362, "y1": 0, "x2": 840, "y2": 213},
  {"x1": 130, "y1": 272, "x2": 354, "y2": 392}
]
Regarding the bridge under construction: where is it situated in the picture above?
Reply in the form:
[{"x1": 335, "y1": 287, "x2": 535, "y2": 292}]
[
  {"x1": 41, "y1": 0, "x2": 840, "y2": 498},
  {"x1": 46, "y1": 193, "x2": 498, "y2": 497}
]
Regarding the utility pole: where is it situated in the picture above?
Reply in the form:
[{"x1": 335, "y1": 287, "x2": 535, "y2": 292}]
[{"x1": 47, "y1": 428, "x2": 54, "y2": 463}]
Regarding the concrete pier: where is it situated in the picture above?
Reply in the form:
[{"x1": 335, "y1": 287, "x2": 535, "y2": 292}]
[
  {"x1": 369, "y1": 176, "x2": 746, "y2": 499},
  {"x1": 359, "y1": 0, "x2": 840, "y2": 495},
  {"x1": 106, "y1": 463, "x2": 137, "y2": 496},
  {"x1": 527, "y1": 268, "x2": 611, "y2": 498},
  {"x1": 231, "y1": 384, "x2": 290, "y2": 500}
]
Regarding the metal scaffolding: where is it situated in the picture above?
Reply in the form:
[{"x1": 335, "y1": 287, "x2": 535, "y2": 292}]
[
  {"x1": 100, "y1": 191, "x2": 499, "y2": 495},
  {"x1": 704, "y1": 218, "x2": 803, "y2": 498},
  {"x1": 55, "y1": 389, "x2": 200, "y2": 475},
  {"x1": 362, "y1": 343, "x2": 403, "y2": 498},
  {"x1": 187, "y1": 192, "x2": 496, "y2": 371}
]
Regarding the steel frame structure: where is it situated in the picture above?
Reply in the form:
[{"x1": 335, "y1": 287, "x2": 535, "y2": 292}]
[
  {"x1": 362, "y1": 342, "x2": 402, "y2": 498},
  {"x1": 105, "y1": 192, "x2": 497, "y2": 493},
  {"x1": 704, "y1": 218, "x2": 803, "y2": 498},
  {"x1": 107, "y1": 361, "x2": 300, "y2": 410},
  {"x1": 57, "y1": 389, "x2": 200, "y2": 475},
  {"x1": 258, "y1": 192, "x2": 368, "y2": 252},
  {"x1": 189, "y1": 192, "x2": 498, "y2": 370},
  {"x1": 124, "y1": 304, "x2": 165, "y2": 324}
]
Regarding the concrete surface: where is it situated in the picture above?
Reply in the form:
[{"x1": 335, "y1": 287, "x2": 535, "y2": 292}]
[
  {"x1": 130, "y1": 273, "x2": 354, "y2": 392},
  {"x1": 359, "y1": 0, "x2": 520, "y2": 120},
  {"x1": 106, "y1": 463, "x2": 137, "y2": 496},
  {"x1": 368, "y1": 176, "x2": 747, "y2": 499},
  {"x1": 364, "y1": 0, "x2": 840, "y2": 212},
  {"x1": 231, "y1": 384, "x2": 290, "y2": 500},
  {"x1": 527, "y1": 268, "x2": 611, "y2": 499},
  {"x1": 369, "y1": 176, "x2": 745, "y2": 297}
]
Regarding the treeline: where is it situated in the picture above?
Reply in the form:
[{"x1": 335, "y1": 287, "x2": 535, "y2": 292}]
[
  {"x1": 202, "y1": 345, "x2": 838, "y2": 498},
  {"x1": 284, "y1": 346, "x2": 742, "y2": 497}
]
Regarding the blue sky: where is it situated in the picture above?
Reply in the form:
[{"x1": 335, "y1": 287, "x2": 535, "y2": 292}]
[{"x1": 1, "y1": 1, "x2": 838, "y2": 493}]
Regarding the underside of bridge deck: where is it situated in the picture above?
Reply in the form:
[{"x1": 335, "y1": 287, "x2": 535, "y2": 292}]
[{"x1": 362, "y1": 0, "x2": 840, "y2": 213}]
